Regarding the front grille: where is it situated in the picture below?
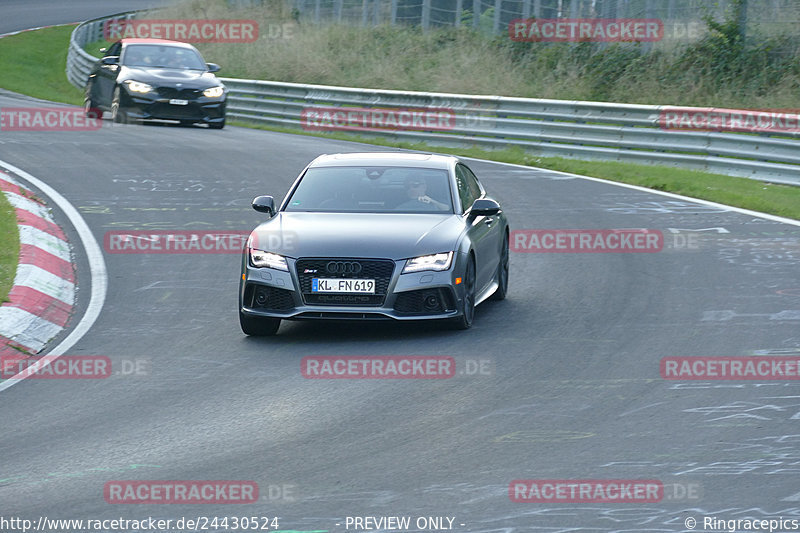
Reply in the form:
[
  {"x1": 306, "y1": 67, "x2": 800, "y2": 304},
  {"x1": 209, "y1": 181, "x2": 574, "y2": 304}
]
[
  {"x1": 245, "y1": 284, "x2": 295, "y2": 311},
  {"x1": 156, "y1": 87, "x2": 202, "y2": 99},
  {"x1": 394, "y1": 288, "x2": 456, "y2": 315},
  {"x1": 296, "y1": 258, "x2": 395, "y2": 306}
]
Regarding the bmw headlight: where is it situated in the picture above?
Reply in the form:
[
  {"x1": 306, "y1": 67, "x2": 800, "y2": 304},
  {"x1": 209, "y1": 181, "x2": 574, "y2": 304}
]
[
  {"x1": 203, "y1": 86, "x2": 225, "y2": 98},
  {"x1": 124, "y1": 80, "x2": 153, "y2": 94},
  {"x1": 403, "y1": 252, "x2": 453, "y2": 273},
  {"x1": 249, "y1": 249, "x2": 288, "y2": 271}
]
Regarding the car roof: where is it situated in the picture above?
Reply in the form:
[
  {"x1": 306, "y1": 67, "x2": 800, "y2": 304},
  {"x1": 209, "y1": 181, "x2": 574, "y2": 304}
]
[
  {"x1": 308, "y1": 152, "x2": 458, "y2": 169},
  {"x1": 121, "y1": 38, "x2": 196, "y2": 49}
]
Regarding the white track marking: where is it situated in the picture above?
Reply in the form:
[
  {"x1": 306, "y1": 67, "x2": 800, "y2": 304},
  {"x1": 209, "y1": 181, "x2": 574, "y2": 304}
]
[{"x1": 460, "y1": 156, "x2": 800, "y2": 227}]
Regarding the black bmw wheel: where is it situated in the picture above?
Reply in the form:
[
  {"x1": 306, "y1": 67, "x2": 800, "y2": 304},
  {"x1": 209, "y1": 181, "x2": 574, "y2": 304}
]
[
  {"x1": 111, "y1": 87, "x2": 128, "y2": 124},
  {"x1": 83, "y1": 86, "x2": 99, "y2": 119},
  {"x1": 490, "y1": 232, "x2": 509, "y2": 301},
  {"x1": 239, "y1": 311, "x2": 280, "y2": 336},
  {"x1": 452, "y1": 257, "x2": 476, "y2": 330}
]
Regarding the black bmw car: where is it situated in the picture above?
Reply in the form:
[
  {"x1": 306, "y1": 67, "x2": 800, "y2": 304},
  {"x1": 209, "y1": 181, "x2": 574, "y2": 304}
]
[
  {"x1": 239, "y1": 152, "x2": 510, "y2": 336},
  {"x1": 84, "y1": 38, "x2": 227, "y2": 128}
]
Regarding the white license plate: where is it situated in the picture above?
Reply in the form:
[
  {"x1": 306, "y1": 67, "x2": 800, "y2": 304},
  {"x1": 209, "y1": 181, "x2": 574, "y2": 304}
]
[
  {"x1": 312, "y1": 278, "x2": 375, "y2": 293},
  {"x1": 169, "y1": 99, "x2": 189, "y2": 106}
]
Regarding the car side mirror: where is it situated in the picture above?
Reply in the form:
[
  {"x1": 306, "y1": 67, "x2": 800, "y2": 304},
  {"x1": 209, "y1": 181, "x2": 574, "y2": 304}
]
[
  {"x1": 468, "y1": 198, "x2": 501, "y2": 217},
  {"x1": 252, "y1": 195, "x2": 276, "y2": 216},
  {"x1": 101, "y1": 56, "x2": 119, "y2": 65},
  {"x1": 206, "y1": 63, "x2": 221, "y2": 73}
]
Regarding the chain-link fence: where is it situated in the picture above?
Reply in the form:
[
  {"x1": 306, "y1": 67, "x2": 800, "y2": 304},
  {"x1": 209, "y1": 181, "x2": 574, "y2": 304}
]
[{"x1": 229, "y1": 0, "x2": 798, "y2": 42}]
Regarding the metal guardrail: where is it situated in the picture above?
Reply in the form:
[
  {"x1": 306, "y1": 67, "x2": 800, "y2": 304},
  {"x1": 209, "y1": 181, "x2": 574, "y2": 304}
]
[
  {"x1": 66, "y1": 12, "x2": 136, "y2": 90},
  {"x1": 67, "y1": 12, "x2": 800, "y2": 186}
]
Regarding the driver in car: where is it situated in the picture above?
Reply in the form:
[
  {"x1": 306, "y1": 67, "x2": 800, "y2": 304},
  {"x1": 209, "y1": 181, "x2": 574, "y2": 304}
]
[
  {"x1": 396, "y1": 176, "x2": 449, "y2": 211},
  {"x1": 124, "y1": 47, "x2": 152, "y2": 66}
]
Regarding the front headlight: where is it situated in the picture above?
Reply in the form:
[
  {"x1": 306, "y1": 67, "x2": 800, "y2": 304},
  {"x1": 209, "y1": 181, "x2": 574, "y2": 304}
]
[
  {"x1": 203, "y1": 86, "x2": 225, "y2": 98},
  {"x1": 403, "y1": 252, "x2": 453, "y2": 273},
  {"x1": 249, "y1": 249, "x2": 288, "y2": 271},
  {"x1": 124, "y1": 80, "x2": 153, "y2": 94}
]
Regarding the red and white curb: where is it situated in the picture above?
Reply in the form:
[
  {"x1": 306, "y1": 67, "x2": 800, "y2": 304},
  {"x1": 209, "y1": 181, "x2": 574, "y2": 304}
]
[{"x1": 0, "y1": 171, "x2": 76, "y2": 371}]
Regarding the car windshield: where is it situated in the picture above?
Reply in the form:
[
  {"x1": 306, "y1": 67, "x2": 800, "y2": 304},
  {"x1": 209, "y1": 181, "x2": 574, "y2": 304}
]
[
  {"x1": 122, "y1": 44, "x2": 207, "y2": 70},
  {"x1": 283, "y1": 166, "x2": 454, "y2": 213}
]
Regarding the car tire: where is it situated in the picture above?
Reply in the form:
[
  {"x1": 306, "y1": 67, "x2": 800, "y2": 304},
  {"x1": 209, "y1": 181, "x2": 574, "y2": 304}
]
[
  {"x1": 490, "y1": 231, "x2": 509, "y2": 301},
  {"x1": 452, "y1": 256, "x2": 476, "y2": 330},
  {"x1": 239, "y1": 311, "x2": 280, "y2": 336},
  {"x1": 83, "y1": 87, "x2": 99, "y2": 119},
  {"x1": 111, "y1": 87, "x2": 128, "y2": 124},
  {"x1": 208, "y1": 118, "x2": 225, "y2": 130}
]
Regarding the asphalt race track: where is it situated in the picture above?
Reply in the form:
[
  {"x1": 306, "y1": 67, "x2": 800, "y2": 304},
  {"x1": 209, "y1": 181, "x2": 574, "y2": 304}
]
[
  {"x1": 0, "y1": 1, "x2": 168, "y2": 35},
  {"x1": 2, "y1": 5, "x2": 800, "y2": 532}
]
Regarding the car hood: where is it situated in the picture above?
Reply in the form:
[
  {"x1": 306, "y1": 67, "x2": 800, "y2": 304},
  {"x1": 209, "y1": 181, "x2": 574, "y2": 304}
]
[
  {"x1": 122, "y1": 67, "x2": 220, "y2": 88},
  {"x1": 250, "y1": 212, "x2": 465, "y2": 260}
]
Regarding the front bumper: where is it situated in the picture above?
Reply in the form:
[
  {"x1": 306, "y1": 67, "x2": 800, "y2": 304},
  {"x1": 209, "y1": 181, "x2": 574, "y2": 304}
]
[
  {"x1": 123, "y1": 87, "x2": 226, "y2": 124},
  {"x1": 240, "y1": 255, "x2": 465, "y2": 321}
]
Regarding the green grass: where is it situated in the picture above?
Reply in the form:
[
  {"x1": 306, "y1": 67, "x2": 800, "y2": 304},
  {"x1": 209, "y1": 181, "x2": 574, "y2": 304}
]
[
  {"x1": 0, "y1": 24, "x2": 84, "y2": 105},
  {"x1": 84, "y1": 39, "x2": 109, "y2": 59},
  {"x1": 0, "y1": 190, "x2": 19, "y2": 305},
  {"x1": 521, "y1": 156, "x2": 800, "y2": 220}
]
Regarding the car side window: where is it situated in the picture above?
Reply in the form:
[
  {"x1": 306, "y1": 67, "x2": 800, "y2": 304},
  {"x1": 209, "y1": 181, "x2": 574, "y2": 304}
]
[
  {"x1": 461, "y1": 164, "x2": 484, "y2": 202},
  {"x1": 455, "y1": 165, "x2": 478, "y2": 214},
  {"x1": 105, "y1": 42, "x2": 122, "y2": 57}
]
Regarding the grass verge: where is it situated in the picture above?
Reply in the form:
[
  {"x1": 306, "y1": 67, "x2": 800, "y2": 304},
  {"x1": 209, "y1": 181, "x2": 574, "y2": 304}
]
[
  {"x1": 0, "y1": 25, "x2": 84, "y2": 106},
  {"x1": 0, "y1": 190, "x2": 19, "y2": 304}
]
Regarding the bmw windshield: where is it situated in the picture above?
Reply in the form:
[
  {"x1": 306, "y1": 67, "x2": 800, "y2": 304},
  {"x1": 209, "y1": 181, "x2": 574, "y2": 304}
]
[
  {"x1": 122, "y1": 44, "x2": 208, "y2": 70},
  {"x1": 283, "y1": 166, "x2": 454, "y2": 213}
]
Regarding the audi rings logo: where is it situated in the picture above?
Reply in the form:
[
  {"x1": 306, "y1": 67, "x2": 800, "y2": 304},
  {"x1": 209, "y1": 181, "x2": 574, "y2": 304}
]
[{"x1": 326, "y1": 261, "x2": 362, "y2": 275}]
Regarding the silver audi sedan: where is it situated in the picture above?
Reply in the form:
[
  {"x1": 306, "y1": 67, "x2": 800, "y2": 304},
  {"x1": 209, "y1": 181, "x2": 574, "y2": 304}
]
[{"x1": 239, "y1": 152, "x2": 509, "y2": 335}]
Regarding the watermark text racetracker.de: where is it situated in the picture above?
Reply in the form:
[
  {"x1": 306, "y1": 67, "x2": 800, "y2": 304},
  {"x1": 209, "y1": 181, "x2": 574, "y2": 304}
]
[
  {"x1": 302, "y1": 107, "x2": 454, "y2": 132},
  {"x1": 511, "y1": 229, "x2": 663, "y2": 253},
  {"x1": 509, "y1": 18, "x2": 663, "y2": 42},
  {"x1": 0, "y1": 107, "x2": 102, "y2": 132},
  {"x1": 301, "y1": 356, "x2": 496, "y2": 379},
  {"x1": 301, "y1": 106, "x2": 495, "y2": 132},
  {"x1": 659, "y1": 106, "x2": 800, "y2": 134},
  {"x1": 103, "y1": 19, "x2": 259, "y2": 43},
  {"x1": 0, "y1": 355, "x2": 149, "y2": 379},
  {"x1": 104, "y1": 480, "x2": 258, "y2": 504},
  {"x1": 103, "y1": 230, "x2": 296, "y2": 254},
  {"x1": 661, "y1": 356, "x2": 800, "y2": 380},
  {"x1": 302, "y1": 356, "x2": 455, "y2": 379},
  {"x1": 509, "y1": 479, "x2": 663, "y2": 502}
]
